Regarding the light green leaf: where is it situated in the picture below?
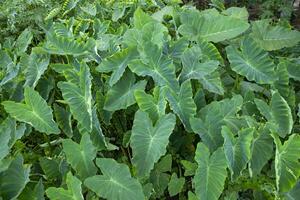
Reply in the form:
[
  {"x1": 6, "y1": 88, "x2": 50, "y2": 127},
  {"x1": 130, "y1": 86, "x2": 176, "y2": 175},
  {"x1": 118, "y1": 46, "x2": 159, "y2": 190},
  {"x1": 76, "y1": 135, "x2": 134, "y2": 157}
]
[
  {"x1": 46, "y1": 172, "x2": 84, "y2": 200},
  {"x1": 197, "y1": 39, "x2": 224, "y2": 65},
  {"x1": 251, "y1": 20, "x2": 300, "y2": 51},
  {"x1": 0, "y1": 50, "x2": 18, "y2": 86},
  {"x1": 194, "y1": 143, "x2": 227, "y2": 200},
  {"x1": 96, "y1": 48, "x2": 138, "y2": 86},
  {"x1": 226, "y1": 37, "x2": 276, "y2": 84},
  {"x1": 84, "y1": 158, "x2": 145, "y2": 200},
  {"x1": 0, "y1": 155, "x2": 31, "y2": 200},
  {"x1": 2, "y1": 87, "x2": 59, "y2": 134},
  {"x1": 165, "y1": 80, "x2": 197, "y2": 132},
  {"x1": 270, "y1": 91, "x2": 293, "y2": 138},
  {"x1": 133, "y1": 7, "x2": 155, "y2": 29},
  {"x1": 168, "y1": 173, "x2": 185, "y2": 197},
  {"x1": 130, "y1": 110, "x2": 176, "y2": 177},
  {"x1": 15, "y1": 28, "x2": 33, "y2": 55},
  {"x1": 0, "y1": 119, "x2": 12, "y2": 161},
  {"x1": 62, "y1": 133, "x2": 97, "y2": 179},
  {"x1": 254, "y1": 98, "x2": 272, "y2": 121},
  {"x1": 222, "y1": 127, "x2": 254, "y2": 180},
  {"x1": 273, "y1": 134, "x2": 300, "y2": 193},
  {"x1": 104, "y1": 70, "x2": 147, "y2": 112},
  {"x1": 58, "y1": 63, "x2": 92, "y2": 132},
  {"x1": 222, "y1": 7, "x2": 249, "y2": 21}
]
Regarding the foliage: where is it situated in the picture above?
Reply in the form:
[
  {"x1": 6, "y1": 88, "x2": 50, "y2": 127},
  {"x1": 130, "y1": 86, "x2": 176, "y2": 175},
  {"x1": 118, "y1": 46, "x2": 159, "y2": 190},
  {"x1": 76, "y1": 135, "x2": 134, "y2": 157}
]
[{"x1": 1, "y1": 0, "x2": 300, "y2": 199}]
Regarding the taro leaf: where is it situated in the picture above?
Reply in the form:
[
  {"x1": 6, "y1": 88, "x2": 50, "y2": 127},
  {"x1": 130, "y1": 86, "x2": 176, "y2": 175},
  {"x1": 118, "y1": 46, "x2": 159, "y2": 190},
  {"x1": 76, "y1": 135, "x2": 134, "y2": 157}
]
[
  {"x1": 84, "y1": 158, "x2": 145, "y2": 200},
  {"x1": 273, "y1": 134, "x2": 300, "y2": 193},
  {"x1": 222, "y1": 127, "x2": 254, "y2": 180},
  {"x1": 251, "y1": 20, "x2": 300, "y2": 51},
  {"x1": 274, "y1": 61, "x2": 290, "y2": 100},
  {"x1": 53, "y1": 104, "x2": 73, "y2": 138},
  {"x1": 270, "y1": 91, "x2": 293, "y2": 138},
  {"x1": 134, "y1": 87, "x2": 166, "y2": 123},
  {"x1": 0, "y1": 119, "x2": 12, "y2": 161},
  {"x1": 226, "y1": 37, "x2": 276, "y2": 84},
  {"x1": 58, "y1": 63, "x2": 92, "y2": 132},
  {"x1": 178, "y1": 9, "x2": 249, "y2": 42},
  {"x1": 191, "y1": 95, "x2": 243, "y2": 152},
  {"x1": 39, "y1": 157, "x2": 61, "y2": 180},
  {"x1": 23, "y1": 51, "x2": 50, "y2": 88},
  {"x1": 254, "y1": 98, "x2": 272, "y2": 121},
  {"x1": 197, "y1": 39, "x2": 224, "y2": 65},
  {"x1": 165, "y1": 80, "x2": 197, "y2": 132},
  {"x1": 129, "y1": 43, "x2": 179, "y2": 92},
  {"x1": 104, "y1": 70, "x2": 147, "y2": 112},
  {"x1": 18, "y1": 179, "x2": 45, "y2": 200},
  {"x1": 0, "y1": 155, "x2": 31, "y2": 200},
  {"x1": 133, "y1": 7, "x2": 155, "y2": 30},
  {"x1": 2, "y1": 87, "x2": 59, "y2": 134},
  {"x1": 62, "y1": 133, "x2": 97, "y2": 179},
  {"x1": 194, "y1": 143, "x2": 227, "y2": 200},
  {"x1": 130, "y1": 110, "x2": 176, "y2": 177},
  {"x1": 90, "y1": 106, "x2": 107, "y2": 150},
  {"x1": 168, "y1": 173, "x2": 185, "y2": 197},
  {"x1": 250, "y1": 124, "x2": 274, "y2": 176},
  {"x1": 222, "y1": 7, "x2": 249, "y2": 20},
  {"x1": 0, "y1": 50, "x2": 18, "y2": 86},
  {"x1": 46, "y1": 172, "x2": 84, "y2": 200},
  {"x1": 96, "y1": 47, "x2": 138, "y2": 86},
  {"x1": 15, "y1": 28, "x2": 33, "y2": 56}
]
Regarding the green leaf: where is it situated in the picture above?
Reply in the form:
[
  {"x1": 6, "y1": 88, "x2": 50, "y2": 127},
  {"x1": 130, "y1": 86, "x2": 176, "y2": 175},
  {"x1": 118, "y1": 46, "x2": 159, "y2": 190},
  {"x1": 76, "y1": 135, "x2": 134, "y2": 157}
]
[
  {"x1": 178, "y1": 9, "x2": 249, "y2": 42},
  {"x1": 273, "y1": 134, "x2": 300, "y2": 193},
  {"x1": 0, "y1": 50, "x2": 18, "y2": 86},
  {"x1": 84, "y1": 158, "x2": 145, "y2": 200},
  {"x1": 197, "y1": 39, "x2": 224, "y2": 65},
  {"x1": 254, "y1": 98, "x2": 272, "y2": 121},
  {"x1": 46, "y1": 172, "x2": 84, "y2": 200},
  {"x1": 222, "y1": 7, "x2": 249, "y2": 21},
  {"x1": 18, "y1": 179, "x2": 45, "y2": 200},
  {"x1": 39, "y1": 157, "x2": 61, "y2": 180},
  {"x1": 15, "y1": 28, "x2": 33, "y2": 55},
  {"x1": 194, "y1": 143, "x2": 227, "y2": 200},
  {"x1": 130, "y1": 110, "x2": 176, "y2": 177},
  {"x1": 0, "y1": 119, "x2": 12, "y2": 161},
  {"x1": 226, "y1": 37, "x2": 276, "y2": 84},
  {"x1": 62, "y1": 133, "x2": 97, "y2": 179},
  {"x1": 58, "y1": 63, "x2": 92, "y2": 132},
  {"x1": 104, "y1": 70, "x2": 147, "y2": 112},
  {"x1": 251, "y1": 20, "x2": 300, "y2": 51},
  {"x1": 0, "y1": 155, "x2": 31, "y2": 200},
  {"x1": 222, "y1": 127, "x2": 254, "y2": 180},
  {"x1": 96, "y1": 48, "x2": 138, "y2": 86},
  {"x1": 133, "y1": 7, "x2": 155, "y2": 29},
  {"x1": 2, "y1": 87, "x2": 60, "y2": 134},
  {"x1": 270, "y1": 91, "x2": 293, "y2": 138},
  {"x1": 53, "y1": 104, "x2": 73, "y2": 138},
  {"x1": 168, "y1": 173, "x2": 185, "y2": 197},
  {"x1": 165, "y1": 80, "x2": 197, "y2": 132}
]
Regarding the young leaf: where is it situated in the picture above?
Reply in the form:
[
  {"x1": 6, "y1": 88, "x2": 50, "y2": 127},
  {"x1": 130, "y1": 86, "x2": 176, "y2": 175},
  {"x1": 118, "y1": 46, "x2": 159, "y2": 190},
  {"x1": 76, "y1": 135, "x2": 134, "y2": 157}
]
[
  {"x1": 194, "y1": 143, "x2": 227, "y2": 200},
  {"x1": 84, "y1": 158, "x2": 145, "y2": 200},
  {"x1": 222, "y1": 127, "x2": 254, "y2": 180},
  {"x1": 273, "y1": 134, "x2": 300, "y2": 193},
  {"x1": 168, "y1": 173, "x2": 185, "y2": 197},
  {"x1": 130, "y1": 110, "x2": 176, "y2": 177},
  {"x1": 226, "y1": 37, "x2": 276, "y2": 84},
  {"x1": 2, "y1": 87, "x2": 60, "y2": 134},
  {"x1": 62, "y1": 133, "x2": 97, "y2": 179},
  {"x1": 46, "y1": 172, "x2": 84, "y2": 200}
]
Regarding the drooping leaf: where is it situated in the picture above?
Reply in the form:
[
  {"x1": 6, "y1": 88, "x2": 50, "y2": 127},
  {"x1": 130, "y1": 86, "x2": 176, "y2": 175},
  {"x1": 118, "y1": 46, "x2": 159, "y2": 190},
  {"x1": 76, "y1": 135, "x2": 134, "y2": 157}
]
[
  {"x1": 222, "y1": 127, "x2": 254, "y2": 180},
  {"x1": 165, "y1": 80, "x2": 197, "y2": 132},
  {"x1": 0, "y1": 155, "x2": 31, "y2": 200},
  {"x1": 62, "y1": 133, "x2": 97, "y2": 179},
  {"x1": 130, "y1": 110, "x2": 176, "y2": 177},
  {"x1": 46, "y1": 172, "x2": 84, "y2": 200},
  {"x1": 194, "y1": 143, "x2": 227, "y2": 200},
  {"x1": 58, "y1": 63, "x2": 92, "y2": 132},
  {"x1": 273, "y1": 134, "x2": 300, "y2": 193},
  {"x1": 84, "y1": 158, "x2": 145, "y2": 200},
  {"x1": 226, "y1": 37, "x2": 276, "y2": 84},
  {"x1": 251, "y1": 20, "x2": 300, "y2": 51},
  {"x1": 2, "y1": 87, "x2": 60, "y2": 134},
  {"x1": 104, "y1": 70, "x2": 147, "y2": 112}
]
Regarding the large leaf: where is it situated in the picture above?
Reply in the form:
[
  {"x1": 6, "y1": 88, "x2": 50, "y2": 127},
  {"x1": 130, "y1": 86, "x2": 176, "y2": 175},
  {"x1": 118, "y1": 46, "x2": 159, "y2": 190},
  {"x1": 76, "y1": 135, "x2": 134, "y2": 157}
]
[
  {"x1": 226, "y1": 37, "x2": 276, "y2": 84},
  {"x1": 84, "y1": 158, "x2": 145, "y2": 200},
  {"x1": 58, "y1": 63, "x2": 92, "y2": 132},
  {"x1": 2, "y1": 87, "x2": 60, "y2": 134},
  {"x1": 270, "y1": 91, "x2": 293, "y2": 138},
  {"x1": 178, "y1": 9, "x2": 249, "y2": 42},
  {"x1": 0, "y1": 155, "x2": 31, "y2": 200},
  {"x1": 273, "y1": 134, "x2": 300, "y2": 193},
  {"x1": 62, "y1": 133, "x2": 97, "y2": 179},
  {"x1": 96, "y1": 48, "x2": 138, "y2": 86},
  {"x1": 104, "y1": 70, "x2": 147, "y2": 112},
  {"x1": 46, "y1": 172, "x2": 84, "y2": 200},
  {"x1": 194, "y1": 143, "x2": 227, "y2": 200},
  {"x1": 130, "y1": 110, "x2": 176, "y2": 177},
  {"x1": 251, "y1": 20, "x2": 300, "y2": 51},
  {"x1": 222, "y1": 127, "x2": 254, "y2": 180},
  {"x1": 165, "y1": 80, "x2": 197, "y2": 132}
]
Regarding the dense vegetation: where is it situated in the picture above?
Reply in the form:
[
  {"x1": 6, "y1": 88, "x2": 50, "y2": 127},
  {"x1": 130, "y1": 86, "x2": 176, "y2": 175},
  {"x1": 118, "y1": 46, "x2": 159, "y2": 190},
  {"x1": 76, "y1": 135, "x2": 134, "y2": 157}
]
[{"x1": 1, "y1": 0, "x2": 300, "y2": 199}]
